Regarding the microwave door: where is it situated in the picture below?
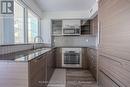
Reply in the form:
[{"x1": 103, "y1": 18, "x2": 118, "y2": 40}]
[{"x1": 63, "y1": 29, "x2": 75, "y2": 34}]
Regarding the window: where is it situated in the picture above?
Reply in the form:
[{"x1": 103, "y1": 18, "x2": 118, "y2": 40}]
[
  {"x1": 28, "y1": 10, "x2": 39, "y2": 43},
  {"x1": 0, "y1": 29, "x2": 3, "y2": 45},
  {"x1": 13, "y1": 1, "x2": 40, "y2": 44},
  {"x1": 14, "y1": 1, "x2": 24, "y2": 44}
]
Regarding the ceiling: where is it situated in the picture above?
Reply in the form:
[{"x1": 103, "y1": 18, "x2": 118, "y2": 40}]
[{"x1": 34, "y1": 0, "x2": 96, "y2": 12}]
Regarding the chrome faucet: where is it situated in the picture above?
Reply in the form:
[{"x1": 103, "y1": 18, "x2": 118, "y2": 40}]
[{"x1": 33, "y1": 36, "x2": 44, "y2": 49}]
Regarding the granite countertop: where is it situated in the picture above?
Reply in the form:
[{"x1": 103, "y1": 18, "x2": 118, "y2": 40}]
[
  {"x1": 0, "y1": 48, "x2": 51, "y2": 62},
  {"x1": 0, "y1": 46, "x2": 96, "y2": 62},
  {"x1": 55, "y1": 46, "x2": 97, "y2": 49}
]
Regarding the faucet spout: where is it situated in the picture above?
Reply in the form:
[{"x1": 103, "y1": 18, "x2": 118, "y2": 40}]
[{"x1": 33, "y1": 36, "x2": 44, "y2": 49}]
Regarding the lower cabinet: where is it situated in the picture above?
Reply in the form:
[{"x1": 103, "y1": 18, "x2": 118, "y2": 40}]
[
  {"x1": 55, "y1": 47, "x2": 95, "y2": 70},
  {"x1": 29, "y1": 55, "x2": 47, "y2": 87},
  {"x1": 29, "y1": 49, "x2": 56, "y2": 87},
  {"x1": 82, "y1": 48, "x2": 89, "y2": 69},
  {"x1": 99, "y1": 71, "x2": 120, "y2": 87},
  {"x1": 99, "y1": 55, "x2": 130, "y2": 87},
  {"x1": 55, "y1": 48, "x2": 88, "y2": 68},
  {"x1": 55, "y1": 48, "x2": 62, "y2": 68},
  {"x1": 46, "y1": 49, "x2": 56, "y2": 82},
  {"x1": 86, "y1": 48, "x2": 97, "y2": 80}
]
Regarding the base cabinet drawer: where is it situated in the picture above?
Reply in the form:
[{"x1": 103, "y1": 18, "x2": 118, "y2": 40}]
[{"x1": 99, "y1": 71, "x2": 119, "y2": 87}]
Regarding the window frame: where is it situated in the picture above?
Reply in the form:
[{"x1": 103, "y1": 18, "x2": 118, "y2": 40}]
[
  {"x1": 14, "y1": 1, "x2": 25, "y2": 44},
  {"x1": 27, "y1": 9, "x2": 41, "y2": 43},
  {"x1": 14, "y1": 0, "x2": 41, "y2": 44}
]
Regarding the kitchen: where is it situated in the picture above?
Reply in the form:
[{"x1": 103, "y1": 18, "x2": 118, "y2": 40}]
[{"x1": 0, "y1": 0, "x2": 130, "y2": 87}]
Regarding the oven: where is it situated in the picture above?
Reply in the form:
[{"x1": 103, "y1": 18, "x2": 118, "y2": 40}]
[{"x1": 62, "y1": 48, "x2": 82, "y2": 68}]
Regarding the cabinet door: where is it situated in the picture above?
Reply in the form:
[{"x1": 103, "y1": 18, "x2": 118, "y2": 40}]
[
  {"x1": 46, "y1": 52, "x2": 50, "y2": 82},
  {"x1": 52, "y1": 20, "x2": 62, "y2": 35},
  {"x1": 51, "y1": 49, "x2": 56, "y2": 69},
  {"x1": 30, "y1": 69, "x2": 43, "y2": 87},
  {"x1": 81, "y1": 20, "x2": 91, "y2": 35},
  {"x1": 98, "y1": 0, "x2": 130, "y2": 86},
  {"x1": 56, "y1": 48, "x2": 62, "y2": 68},
  {"x1": 87, "y1": 48, "x2": 97, "y2": 80},
  {"x1": 42, "y1": 56, "x2": 47, "y2": 87},
  {"x1": 29, "y1": 56, "x2": 44, "y2": 87},
  {"x1": 46, "y1": 50, "x2": 56, "y2": 82},
  {"x1": 99, "y1": 71, "x2": 120, "y2": 87},
  {"x1": 90, "y1": 16, "x2": 98, "y2": 35},
  {"x1": 29, "y1": 58, "x2": 42, "y2": 77},
  {"x1": 82, "y1": 48, "x2": 89, "y2": 69}
]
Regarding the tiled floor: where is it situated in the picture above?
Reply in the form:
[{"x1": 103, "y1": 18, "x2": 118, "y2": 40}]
[
  {"x1": 48, "y1": 69, "x2": 98, "y2": 87},
  {"x1": 47, "y1": 69, "x2": 66, "y2": 87},
  {"x1": 66, "y1": 69, "x2": 98, "y2": 87}
]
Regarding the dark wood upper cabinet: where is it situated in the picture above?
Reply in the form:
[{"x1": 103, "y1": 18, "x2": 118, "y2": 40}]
[
  {"x1": 52, "y1": 19, "x2": 98, "y2": 36},
  {"x1": 81, "y1": 20, "x2": 91, "y2": 35},
  {"x1": 90, "y1": 15, "x2": 98, "y2": 36}
]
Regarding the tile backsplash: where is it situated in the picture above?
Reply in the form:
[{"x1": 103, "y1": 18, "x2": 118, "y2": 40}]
[{"x1": 53, "y1": 35, "x2": 96, "y2": 48}]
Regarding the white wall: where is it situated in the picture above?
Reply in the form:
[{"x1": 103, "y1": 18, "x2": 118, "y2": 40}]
[
  {"x1": 41, "y1": 10, "x2": 90, "y2": 44},
  {"x1": 41, "y1": 18, "x2": 52, "y2": 44},
  {"x1": 41, "y1": 2, "x2": 98, "y2": 44}
]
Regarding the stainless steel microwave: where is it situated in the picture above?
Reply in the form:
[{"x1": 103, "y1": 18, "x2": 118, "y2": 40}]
[{"x1": 63, "y1": 28, "x2": 80, "y2": 35}]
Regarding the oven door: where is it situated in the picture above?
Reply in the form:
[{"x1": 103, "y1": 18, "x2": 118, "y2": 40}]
[
  {"x1": 64, "y1": 51, "x2": 80, "y2": 64},
  {"x1": 62, "y1": 48, "x2": 82, "y2": 68}
]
